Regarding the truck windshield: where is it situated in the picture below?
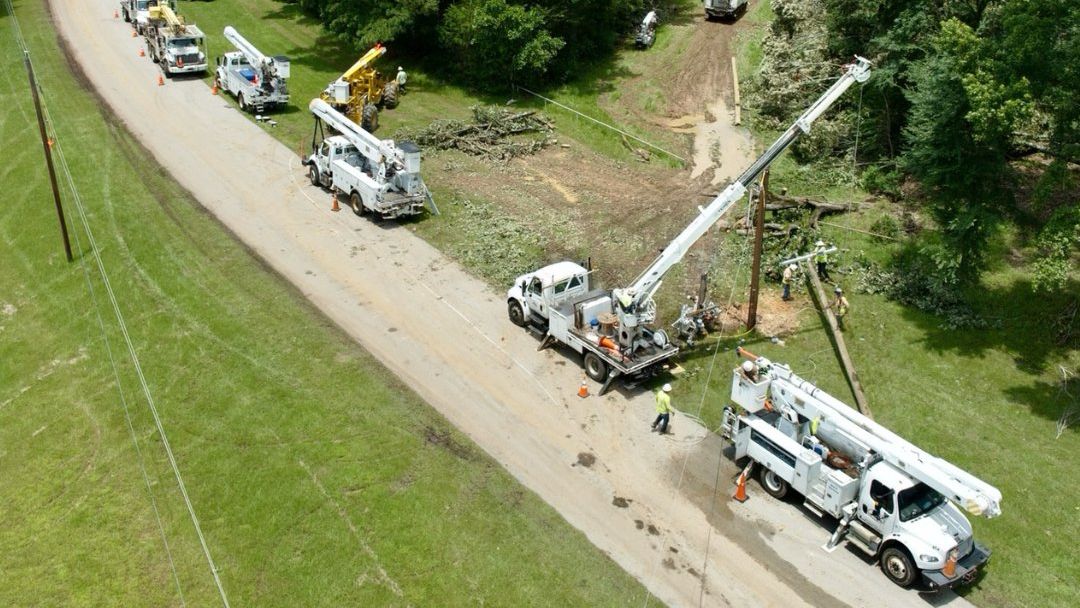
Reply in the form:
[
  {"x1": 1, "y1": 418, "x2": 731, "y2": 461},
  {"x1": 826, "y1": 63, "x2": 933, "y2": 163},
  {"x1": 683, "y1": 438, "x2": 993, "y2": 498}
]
[
  {"x1": 168, "y1": 38, "x2": 198, "y2": 50},
  {"x1": 137, "y1": 1, "x2": 150, "y2": 9},
  {"x1": 897, "y1": 483, "x2": 946, "y2": 521}
]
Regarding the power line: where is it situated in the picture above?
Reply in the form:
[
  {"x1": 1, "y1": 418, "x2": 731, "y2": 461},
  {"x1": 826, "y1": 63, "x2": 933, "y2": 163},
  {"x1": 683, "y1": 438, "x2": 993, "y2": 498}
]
[{"x1": 4, "y1": 1, "x2": 228, "y2": 604}]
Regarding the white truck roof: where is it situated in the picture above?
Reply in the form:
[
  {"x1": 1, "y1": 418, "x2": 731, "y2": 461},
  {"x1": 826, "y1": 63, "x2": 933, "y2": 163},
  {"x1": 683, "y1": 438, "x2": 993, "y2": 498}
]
[{"x1": 531, "y1": 261, "x2": 587, "y2": 287}]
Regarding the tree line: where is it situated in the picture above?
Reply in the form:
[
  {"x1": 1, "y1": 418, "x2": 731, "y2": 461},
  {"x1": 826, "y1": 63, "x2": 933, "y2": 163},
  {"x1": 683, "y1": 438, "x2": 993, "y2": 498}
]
[{"x1": 751, "y1": 0, "x2": 1077, "y2": 294}]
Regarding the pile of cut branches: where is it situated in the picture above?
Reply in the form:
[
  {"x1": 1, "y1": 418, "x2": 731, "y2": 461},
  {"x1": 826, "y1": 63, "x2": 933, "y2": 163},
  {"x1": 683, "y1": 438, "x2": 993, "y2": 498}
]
[{"x1": 397, "y1": 106, "x2": 555, "y2": 162}]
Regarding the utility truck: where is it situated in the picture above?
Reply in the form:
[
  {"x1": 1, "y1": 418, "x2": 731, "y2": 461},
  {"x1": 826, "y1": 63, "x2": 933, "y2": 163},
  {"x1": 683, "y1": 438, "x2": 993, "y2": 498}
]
[
  {"x1": 721, "y1": 348, "x2": 1001, "y2": 589},
  {"x1": 215, "y1": 26, "x2": 290, "y2": 114},
  {"x1": 635, "y1": 11, "x2": 658, "y2": 48},
  {"x1": 145, "y1": 3, "x2": 207, "y2": 77},
  {"x1": 304, "y1": 99, "x2": 430, "y2": 219},
  {"x1": 507, "y1": 57, "x2": 871, "y2": 393},
  {"x1": 704, "y1": 0, "x2": 748, "y2": 20}
]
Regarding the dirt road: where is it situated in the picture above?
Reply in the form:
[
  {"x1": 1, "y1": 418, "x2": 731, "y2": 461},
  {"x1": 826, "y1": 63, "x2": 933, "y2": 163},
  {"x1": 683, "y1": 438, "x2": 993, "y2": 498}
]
[{"x1": 49, "y1": 2, "x2": 976, "y2": 607}]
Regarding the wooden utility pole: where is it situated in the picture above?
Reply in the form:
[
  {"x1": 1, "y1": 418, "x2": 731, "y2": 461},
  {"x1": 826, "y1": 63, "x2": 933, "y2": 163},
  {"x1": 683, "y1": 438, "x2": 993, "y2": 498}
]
[
  {"x1": 746, "y1": 170, "x2": 768, "y2": 330},
  {"x1": 804, "y1": 263, "x2": 872, "y2": 417},
  {"x1": 24, "y1": 51, "x2": 73, "y2": 263}
]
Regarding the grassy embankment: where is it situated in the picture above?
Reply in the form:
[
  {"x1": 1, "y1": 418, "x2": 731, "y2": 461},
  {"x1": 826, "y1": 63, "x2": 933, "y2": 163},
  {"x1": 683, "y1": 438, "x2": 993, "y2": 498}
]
[
  {"x1": 0, "y1": 0, "x2": 655, "y2": 605},
  {"x1": 174, "y1": 3, "x2": 1080, "y2": 605}
]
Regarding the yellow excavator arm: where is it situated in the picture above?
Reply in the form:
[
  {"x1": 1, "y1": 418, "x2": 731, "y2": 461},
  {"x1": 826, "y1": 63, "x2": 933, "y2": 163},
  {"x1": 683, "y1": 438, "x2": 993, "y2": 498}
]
[{"x1": 341, "y1": 44, "x2": 387, "y2": 81}]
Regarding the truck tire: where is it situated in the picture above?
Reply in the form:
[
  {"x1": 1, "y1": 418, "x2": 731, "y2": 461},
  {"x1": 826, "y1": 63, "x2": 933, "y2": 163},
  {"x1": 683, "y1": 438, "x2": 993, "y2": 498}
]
[
  {"x1": 309, "y1": 165, "x2": 321, "y2": 187},
  {"x1": 382, "y1": 82, "x2": 399, "y2": 109},
  {"x1": 238, "y1": 94, "x2": 249, "y2": 113},
  {"x1": 759, "y1": 467, "x2": 790, "y2": 500},
  {"x1": 507, "y1": 300, "x2": 525, "y2": 327},
  {"x1": 350, "y1": 191, "x2": 365, "y2": 216},
  {"x1": 880, "y1": 547, "x2": 917, "y2": 588},
  {"x1": 583, "y1": 352, "x2": 608, "y2": 382},
  {"x1": 361, "y1": 103, "x2": 378, "y2": 133}
]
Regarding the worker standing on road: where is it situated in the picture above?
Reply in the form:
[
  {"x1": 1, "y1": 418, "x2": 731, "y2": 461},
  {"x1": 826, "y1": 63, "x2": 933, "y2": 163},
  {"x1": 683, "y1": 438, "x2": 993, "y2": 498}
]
[
  {"x1": 396, "y1": 66, "x2": 407, "y2": 94},
  {"x1": 813, "y1": 240, "x2": 832, "y2": 282},
  {"x1": 831, "y1": 286, "x2": 850, "y2": 330},
  {"x1": 652, "y1": 383, "x2": 674, "y2": 434},
  {"x1": 782, "y1": 263, "x2": 796, "y2": 301}
]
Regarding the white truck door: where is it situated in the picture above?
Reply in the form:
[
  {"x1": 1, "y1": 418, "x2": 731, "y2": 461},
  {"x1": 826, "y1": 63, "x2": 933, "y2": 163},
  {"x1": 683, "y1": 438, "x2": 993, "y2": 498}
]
[
  {"x1": 860, "y1": 478, "x2": 898, "y2": 534},
  {"x1": 524, "y1": 277, "x2": 546, "y2": 318}
]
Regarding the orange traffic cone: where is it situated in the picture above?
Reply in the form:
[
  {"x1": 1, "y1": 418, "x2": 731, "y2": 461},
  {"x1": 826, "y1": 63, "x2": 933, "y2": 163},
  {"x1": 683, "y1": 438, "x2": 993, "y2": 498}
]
[
  {"x1": 733, "y1": 463, "x2": 752, "y2": 503},
  {"x1": 157, "y1": 74, "x2": 164, "y2": 86},
  {"x1": 211, "y1": 82, "x2": 218, "y2": 95},
  {"x1": 331, "y1": 191, "x2": 341, "y2": 212},
  {"x1": 114, "y1": 9, "x2": 119, "y2": 18},
  {"x1": 131, "y1": 29, "x2": 137, "y2": 38},
  {"x1": 578, "y1": 379, "x2": 589, "y2": 398},
  {"x1": 138, "y1": 47, "x2": 145, "y2": 57}
]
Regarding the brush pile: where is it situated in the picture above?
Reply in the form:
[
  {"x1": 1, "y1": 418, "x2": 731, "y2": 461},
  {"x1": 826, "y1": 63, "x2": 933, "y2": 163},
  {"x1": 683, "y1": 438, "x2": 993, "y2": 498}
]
[{"x1": 398, "y1": 106, "x2": 555, "y2": 161}]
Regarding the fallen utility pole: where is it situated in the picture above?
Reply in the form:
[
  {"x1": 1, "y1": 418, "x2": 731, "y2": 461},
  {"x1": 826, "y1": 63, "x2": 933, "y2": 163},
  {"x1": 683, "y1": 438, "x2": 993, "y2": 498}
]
[
  {"x1": 746, "y1": 169, "x2": 768, "y2": 330},
  {"x1": 24, "y1": 51, "x2": 73, "y2": 262},
  {"x1": 803, "y1": 261, "x2": 871, "y2": 417}
]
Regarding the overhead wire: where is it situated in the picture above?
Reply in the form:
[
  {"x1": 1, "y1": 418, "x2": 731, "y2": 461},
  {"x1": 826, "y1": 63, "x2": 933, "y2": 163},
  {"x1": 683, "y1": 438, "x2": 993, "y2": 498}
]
[{"x1": 3, "y1": 2, "x2": 227, "y2": 605}]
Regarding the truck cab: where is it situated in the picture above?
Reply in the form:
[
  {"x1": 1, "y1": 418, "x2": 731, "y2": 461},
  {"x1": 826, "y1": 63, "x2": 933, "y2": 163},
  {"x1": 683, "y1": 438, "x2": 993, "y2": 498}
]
[
  {"x1": 306, "y1": 136, "x2": 366, "y2": 188},
  {"x1": 156, "y1": 31, "x2": 207, "y2": 76},
  {"x1": 121, "y1": 0, "x2": 155, "y2": 34},
  {"x1": 704, "y1": 0, "x2": 747, "y2": 20},
  {"x1": 506, "y1": 262, "x2": 590, "y2": 327}
]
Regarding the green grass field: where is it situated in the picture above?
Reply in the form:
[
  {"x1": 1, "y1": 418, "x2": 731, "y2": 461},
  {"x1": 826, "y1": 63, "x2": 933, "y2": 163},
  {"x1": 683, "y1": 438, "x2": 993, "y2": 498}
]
[{"x1": 0, "y1": 1, "x2": 656, "y2": 605}]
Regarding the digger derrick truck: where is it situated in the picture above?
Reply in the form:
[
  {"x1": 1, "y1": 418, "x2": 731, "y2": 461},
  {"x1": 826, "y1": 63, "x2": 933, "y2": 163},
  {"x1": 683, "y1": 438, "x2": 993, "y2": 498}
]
[
  {"x1": 145, "y1": 3, "x2": 207, "y2": 78},
  {"x1": 721, "y1": 349, "x2": 1001, "y2": 589},
  {"x1": 320, "y1": 44, "x2": 400, "y2": 132},
  {"x1": 215, "y1": 26, "x2": 290, "y2": 114},
  {"x1": 507, "y1": 57, "x2": 871, "y2": 394},
  {"x1": 304, "y1": 99, "x2": 429, "y2": 219}
]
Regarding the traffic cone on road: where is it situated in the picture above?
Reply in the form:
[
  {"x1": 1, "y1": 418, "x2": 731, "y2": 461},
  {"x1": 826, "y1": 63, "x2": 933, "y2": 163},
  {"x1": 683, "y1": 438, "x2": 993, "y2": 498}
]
[
  {"x1": 157, "y1": 74, "x2": 164, "y2": 86},
  {"x1": 211, "y1": 82, "x2": 218, "y2": 95},
  {"x1": 131, "y1": 29, "x2": 137, "y2": 38},
  {"x1": 733, "y1": 463, "x2": 752, "y2": 503},
  {"x1": 578, "y1": 379, "x2": 589, "y2": 398},
  {"x1": 114, "y1": 9, "x2": 119, "y2": 18},
  {"x1": 138, "y1": 47, "x2": 145, "y2": 57},
  {"x1": 331, "y1": 191, "x2": 341, "y2": 212}
]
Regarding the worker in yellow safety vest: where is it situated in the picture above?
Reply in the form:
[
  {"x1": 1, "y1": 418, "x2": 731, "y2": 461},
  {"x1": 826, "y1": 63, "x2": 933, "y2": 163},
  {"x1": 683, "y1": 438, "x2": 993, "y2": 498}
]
[
  {"x1": 813, "y1": 240, "x2": 832, "y2": 282},
  {"x1": 651, "y1": 383, "x2": 674, "y2": 434},
  {"x1": 782, "y1": 263, "x2": 796, "y2": 301},
  {"x1": 831, "y1": 286, "x2": 850, "y2": 330}
]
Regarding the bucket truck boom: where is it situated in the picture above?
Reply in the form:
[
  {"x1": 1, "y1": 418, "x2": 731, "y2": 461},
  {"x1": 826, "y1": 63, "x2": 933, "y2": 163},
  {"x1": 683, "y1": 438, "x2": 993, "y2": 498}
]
[{"x1": 505, "y1": 57, "x2": 871, "y2": 393}]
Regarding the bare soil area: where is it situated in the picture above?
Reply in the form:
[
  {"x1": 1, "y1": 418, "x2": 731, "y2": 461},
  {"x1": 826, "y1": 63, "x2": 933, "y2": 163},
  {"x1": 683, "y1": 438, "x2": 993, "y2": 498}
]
[{"x1": 49, "y1": 2, "x2": 976, "y2": 607}]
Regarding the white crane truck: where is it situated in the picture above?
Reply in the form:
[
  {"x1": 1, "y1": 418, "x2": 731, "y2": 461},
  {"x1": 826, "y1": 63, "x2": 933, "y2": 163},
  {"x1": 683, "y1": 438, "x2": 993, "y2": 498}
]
[
  {"x1": 215, "y1": 27, "x2": 290, "y2": 114},
  {"x1": 144, "y1": 3, "x2": 207, "y2": 78},
  {"x1": 507, "y1": 58, "x2": 871, "y2": 393},
  {"x1": 722, "y1": 348, "x2": 1001, "y2": 589},
  {"x1": 304, "y1": 99, "x2": 430, "y2": 219}
]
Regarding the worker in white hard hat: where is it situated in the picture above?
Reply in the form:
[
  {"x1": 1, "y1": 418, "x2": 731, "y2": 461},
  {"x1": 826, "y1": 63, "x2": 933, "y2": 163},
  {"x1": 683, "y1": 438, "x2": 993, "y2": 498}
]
[
  {"x1": 813, "y1": 240, "x2": 832, "y2": 282},
  {"x1": 782, "y1": 263, "x2": 797, "y2": 301},
  {"x1": 651, "y1": 383, "x2": 674, "y2": 434},
  {"x1": 830, "y1": 286, "x2": 850, "y2": 330},
  {"x1": 740, "y1": 359, "x2": 759, "y2": 382},
  {"x1": 396, "y1": 66, "x2": 407, "y2": 93}
]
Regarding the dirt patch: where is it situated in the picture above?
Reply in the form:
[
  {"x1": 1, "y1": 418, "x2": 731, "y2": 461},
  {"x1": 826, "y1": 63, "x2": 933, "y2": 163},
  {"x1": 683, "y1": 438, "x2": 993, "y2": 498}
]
[
  {"x1": 612, "y1": 496, "x2": 632, "y2": 508},
  {"x1": 647, "y1": 524, "x2": 660, "y2": 536},
  {"x1": 662, "y1": 557, "x2": 677, "y2": 570},
  {"x1": 635, "y1": 519, "x2": 645, "y2": 530},
  {"x1": 576, "y1": 452, "x2": 597, "y2": 468},
  {"x1": 424, "y1": 426, "x2": 476, "y2": 461}
]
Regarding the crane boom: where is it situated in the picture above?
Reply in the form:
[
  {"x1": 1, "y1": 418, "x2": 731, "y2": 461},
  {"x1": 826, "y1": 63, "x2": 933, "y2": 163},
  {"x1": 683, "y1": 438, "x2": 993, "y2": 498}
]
[
  {"x1": 309, "y1": 99, "x2": 395, "y2": 163},
  {"x1": 616, "y1": 57, "x2": 871, "y2": 315},
  {"x1": 749, "y1": 352, "x2": 1002, "y2": 518},
  {"x1": 223, "y1": 26, "x2": 266, "y2": 66},
  {"x1": 148, "y1": 3, "x2": 185, "y2": 31},
  {"x1": 342, "y1": 45, "x2": 387, "y2": 81}
]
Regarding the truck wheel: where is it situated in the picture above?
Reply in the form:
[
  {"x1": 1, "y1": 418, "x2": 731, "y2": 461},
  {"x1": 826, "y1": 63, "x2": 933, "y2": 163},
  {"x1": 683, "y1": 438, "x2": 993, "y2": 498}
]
[
  {"x1": 361, "y1": 103, "x2": 378, "y2": 133},
  {"x1": 583, "y1": 352, "x2": 608, "y2": 382},
  {"x1": 382, "y1": 82, "x2": 399, "y2": 109},
  {"x1": 507, "y1": 300, "x2": 525, "y2": 327},
  {"x1": 880, "y1": 547, "x2": 917, "y2": 588},
  {"x1": 759, "y1": 467, "x2": 790, "y2": 500},
  {"x1": 308, "y1": 165, "x2": 321, "y2": 188},
  {"x1": 350, "y1": 192, "x2": 365, "y2": 216},
  {"x1": 238, "y1": 94, "x2": 248, "y2": 113}
]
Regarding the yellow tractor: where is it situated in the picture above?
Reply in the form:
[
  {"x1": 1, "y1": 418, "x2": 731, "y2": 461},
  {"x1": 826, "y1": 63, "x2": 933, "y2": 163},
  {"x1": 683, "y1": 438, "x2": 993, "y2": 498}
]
[{"x1": 320, "y1": 44, "x2": 400, "y2": 132}]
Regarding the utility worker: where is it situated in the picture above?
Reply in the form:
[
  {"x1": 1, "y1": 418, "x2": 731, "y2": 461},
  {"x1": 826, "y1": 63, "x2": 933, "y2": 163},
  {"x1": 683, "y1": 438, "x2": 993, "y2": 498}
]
[
  {"x1": 652, "y1": 383, "x2": 674, "y2": 434},
  {"x1": 741, "y1": 360, "x2": 758, "y2": 382},
  {"x1": 782, "y1": 263, "x2": 796, "y2": 301},
  {"x1": 813, "y1": 240, "x2": 832, "y2": 282},
  {"x1": 831, "y1": 286, "x2": 850, "y2": 330},
  {"x1": 396, "y1": 66, "x2": 407, "y2": 94}
]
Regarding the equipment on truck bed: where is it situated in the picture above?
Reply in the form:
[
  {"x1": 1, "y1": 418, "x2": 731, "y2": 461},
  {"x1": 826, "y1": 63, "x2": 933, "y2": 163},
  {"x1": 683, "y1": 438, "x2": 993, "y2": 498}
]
[
  {"x1": 145, "y1": 2, "x2": 207, "y2": 77},
  {"x1": 303, "y1": 99, "x2": 430, "y2": 219},
  {"x1": 506, "y1": 57, "x2": 871, "y2": 393},
  {"x1": 215, "y1": 27, "x2": 290, "y2": 114},
  {"x1": 320, "y1": 45, "x2": 400, "y2": 132},
  {"x1": 721, "y1": 348, "x2": 1001, "y2": 590}
]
